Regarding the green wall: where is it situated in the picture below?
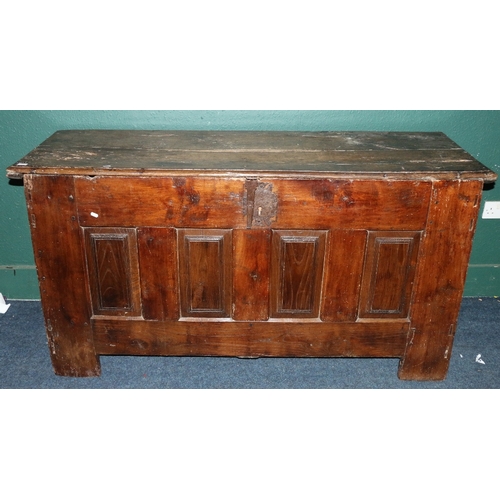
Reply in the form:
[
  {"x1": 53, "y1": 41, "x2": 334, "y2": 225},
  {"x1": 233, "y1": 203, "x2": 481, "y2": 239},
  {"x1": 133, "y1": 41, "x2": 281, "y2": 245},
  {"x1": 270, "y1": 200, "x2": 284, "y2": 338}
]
[{"x1": 1, "y1": 110, "x2": 499, "y2": 298}]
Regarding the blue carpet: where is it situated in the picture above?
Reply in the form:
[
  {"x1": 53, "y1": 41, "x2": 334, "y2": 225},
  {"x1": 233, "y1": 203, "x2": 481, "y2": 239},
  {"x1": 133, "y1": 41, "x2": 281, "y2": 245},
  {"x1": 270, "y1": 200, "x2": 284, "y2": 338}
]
[{"x1": 1, "y1": 297, "x2": 499, "y2": 388}]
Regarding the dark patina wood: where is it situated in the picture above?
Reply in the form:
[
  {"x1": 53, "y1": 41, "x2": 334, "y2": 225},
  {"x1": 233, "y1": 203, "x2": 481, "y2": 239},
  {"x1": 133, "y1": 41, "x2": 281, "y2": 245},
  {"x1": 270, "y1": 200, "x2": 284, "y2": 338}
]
[
  {"x1": 7, "y1": 131, "x2": 497, "y2": 380},
  {"x1": 23, "y1": 174, "x2": 100, "y2": 376}
]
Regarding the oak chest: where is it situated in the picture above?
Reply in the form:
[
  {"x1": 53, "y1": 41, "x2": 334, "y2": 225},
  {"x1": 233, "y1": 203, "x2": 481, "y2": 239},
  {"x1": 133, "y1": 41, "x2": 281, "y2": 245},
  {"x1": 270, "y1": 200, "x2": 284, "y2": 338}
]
[{"x1": 7, "y1": 131, "x2": 497, "y2": 380}]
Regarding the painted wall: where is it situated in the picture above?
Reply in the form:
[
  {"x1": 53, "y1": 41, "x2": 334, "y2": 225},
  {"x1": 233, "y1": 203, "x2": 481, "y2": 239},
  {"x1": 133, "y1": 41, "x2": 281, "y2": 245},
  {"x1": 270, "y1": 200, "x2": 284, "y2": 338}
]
[{"x1": 1, "y1": 110, "x2": 499, "y2": 298}]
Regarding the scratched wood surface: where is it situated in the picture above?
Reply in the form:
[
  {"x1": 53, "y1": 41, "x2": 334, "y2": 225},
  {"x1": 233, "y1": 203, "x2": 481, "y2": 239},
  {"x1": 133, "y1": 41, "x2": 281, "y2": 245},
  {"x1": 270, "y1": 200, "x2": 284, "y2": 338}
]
[{"x1": 7, "y1": 130, "x2": 497, "y2": 181}]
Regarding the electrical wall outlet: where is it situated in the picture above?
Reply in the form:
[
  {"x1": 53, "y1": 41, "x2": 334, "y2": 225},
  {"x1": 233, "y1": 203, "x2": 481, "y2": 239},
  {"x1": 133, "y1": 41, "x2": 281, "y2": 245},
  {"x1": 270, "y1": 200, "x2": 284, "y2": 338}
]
[{"x1": 482, "y1": 201, "x2": 500, "y2": 219}]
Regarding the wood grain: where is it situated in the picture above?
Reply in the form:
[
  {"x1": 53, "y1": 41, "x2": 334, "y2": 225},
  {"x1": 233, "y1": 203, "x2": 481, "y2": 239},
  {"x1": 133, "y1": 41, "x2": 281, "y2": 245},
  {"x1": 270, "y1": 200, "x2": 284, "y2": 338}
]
[
  {"x1": 24, "y1": 175, "x2": 100, "y2": 376},
  {"x1": 271, "y1": 230, "x2": 327, "y2": 318},
  {"x1": 271, "y1": 179, "x2": 432, "y2": 230},
  {"x1": 75, "y1": 176, "x2": 246, "y2": 228},
  {"x1": 232, "y1": 229, "x2": 270, "y2": 321},
  {"x1": 138, "y1": 227, "x2": 179, "y2": 321},
  {"x1": 92, "y1": 318, "x2": 410, "y2": 358},
  {"x1": 8, "y1": 131, "x2": 496, "y2": 181},
  {"x1": 178, "y1": 229, "x2": 232, "y2": 318},
  {"x1": 398, "y1": 180, "x2": 484, "y2": 380},
  {"x1": 74, "y1": 176, "x2": 432, "y2": 230},
  {"x1": 359, "y1": 231, "x2": 421, "y2": 318},
  {"x1": 321, "y1": 230, "x2": 367, "y2": 322},
  {"x1": 84, "y1": 228, "x2": 141, "y2": 317}
]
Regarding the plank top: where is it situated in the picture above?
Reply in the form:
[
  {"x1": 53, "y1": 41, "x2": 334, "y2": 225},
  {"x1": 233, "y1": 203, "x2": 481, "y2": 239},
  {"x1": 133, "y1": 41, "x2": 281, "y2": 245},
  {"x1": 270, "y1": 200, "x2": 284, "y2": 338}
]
[{"x1": 7, "y1": 130, "x2": 498, "y2": 181}]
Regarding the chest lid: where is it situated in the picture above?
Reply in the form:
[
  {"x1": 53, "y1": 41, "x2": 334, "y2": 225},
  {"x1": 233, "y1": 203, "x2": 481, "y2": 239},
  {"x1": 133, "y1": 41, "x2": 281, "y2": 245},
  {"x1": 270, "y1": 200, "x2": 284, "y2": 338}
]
[{"x1": 6, "y1": 130, "x2": 497, "y2": 182}]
